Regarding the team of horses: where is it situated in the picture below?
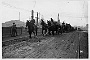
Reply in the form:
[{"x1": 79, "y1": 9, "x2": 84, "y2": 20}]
[{"x1": 26, "y1": 18, "x2": 76, "y2": 38}]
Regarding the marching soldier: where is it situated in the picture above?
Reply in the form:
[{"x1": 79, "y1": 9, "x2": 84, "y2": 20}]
[
  {"x1": 50, "y1": 18, "x2": 54, "y2": 26},
  {"x1": 11, "y1": 23, "x2": 17, "y2": 37}
]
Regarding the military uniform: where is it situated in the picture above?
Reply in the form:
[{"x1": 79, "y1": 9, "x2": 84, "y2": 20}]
[
  {"x1": 50, "y1": 18, "x2": 54, "y2": 26},
  {"x1": 11, "y1": 23, "x2": 17, "y2": 37}
]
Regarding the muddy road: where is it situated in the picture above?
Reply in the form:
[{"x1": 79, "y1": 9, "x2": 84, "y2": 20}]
[{"x1": 2, "y1": 31, "x2": 88, "y2": 58}]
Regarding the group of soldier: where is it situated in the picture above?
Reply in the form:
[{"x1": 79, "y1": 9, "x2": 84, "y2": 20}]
[{"x1": 11, "y1": 18, "x2": 76, "y2": 37}]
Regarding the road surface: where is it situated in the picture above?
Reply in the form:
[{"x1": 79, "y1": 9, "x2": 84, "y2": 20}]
[{"x1": 2, "y1": 31, "x2": 88, "y2": 58}]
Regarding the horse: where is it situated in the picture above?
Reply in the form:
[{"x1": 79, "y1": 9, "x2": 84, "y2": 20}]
[
  {"x1": 26, "y1": 20, "x2": 37, "y2": 38},
  {"x1": 55, "y1": 23, "x2": 63, "y2": 34},
  {"x1": 47, "y1": 18, "x2": 64, "y2": 35},
  {"x1": 47, "y1": 20, "x2": 58, "y2": 35},
  {"x1": 65, "y1": 23, "x2": 71, "y2": 32},
  {"x1": 40, "y1": 19, "x2": 48, "y2": 36},
  {"x1": 57, "y1": 25, "x2": 63, "y2": 34}
]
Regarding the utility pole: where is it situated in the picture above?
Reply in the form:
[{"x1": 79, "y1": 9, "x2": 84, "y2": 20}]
[
  {"x1": 19, "y1": 12, "x2": 20, "y2": 21},
  {"x1": 29, "y1": 12, "x2": 31, "y2": 21},
  {"x1": 39, "y1": 12, "x2": 40, "y2": 21},
  {"x1": 38, "y1": 12, "x2": 40, "y2": 26},
  {"x1": 58, "y1": 13, "x2": 60, "y2": 24},
  {"x1": 31, "y1": 10, "x2": 34, "y2": 20},
  {"x1": 37, "y1": 12, "x2": 38, "y2": 25}
]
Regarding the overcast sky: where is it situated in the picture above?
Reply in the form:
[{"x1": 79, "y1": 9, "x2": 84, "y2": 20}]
[{"x1": 2, "y1": 0, "x2": 88, "y2": 26}]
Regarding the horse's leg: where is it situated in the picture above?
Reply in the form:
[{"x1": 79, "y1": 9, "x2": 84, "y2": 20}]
[
  {"x1": 48, "y1": 30, "x2": 51, "y2": 35},
  {"x1": 42, "y1": 28, "x2": 43, "y2": 35},
  {"x1": 35, "y1": 26, "x2": 37, "y2": 36},
  {"x1": 56, "y1": 30, "x2": 58, "y2": 35},
  {"x1": 45, "y1": 29, "x2": 47, "y2": 34},
  {"x1": 57, "y1": 29, "x2": 59, "y2": 35},
  {"x1": 52, "y1": 30, "x2": 54, "y2": 36},
  {"x1": 32, "y1": 30, "x2": 36, "y2": 38},
  {"x1": 48, "y1": 27, "x2": 51, "y2": 35},
  {"x1": 36, "y1": 28, "x2": 37, "y2": 36},
  {"x1": 61, "y1": 28, "x2": 63, "y2": 34},
  {"x1": 29, "y1": 31, "x2": 32, "y2": 38},
  {"x1": 42, "y1": 29, "x2": 44, "y2": 36},
  {"x1": 46, "y1": 29, "x2": 48, "y2": 35},
  {"x1": 57, "y1": 27, "x2": 59, "y2": 35},
  {"x1": 44, "y1": 29, "x2": 47, "y2": 36}
]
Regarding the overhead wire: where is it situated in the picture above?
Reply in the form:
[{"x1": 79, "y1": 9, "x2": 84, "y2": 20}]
[
  {"x1": 2, "y1": 1, "x2": 49, "y2": 20},
  {"x1": 2, "y1": 2, "x2": 31, "y2": 12}
]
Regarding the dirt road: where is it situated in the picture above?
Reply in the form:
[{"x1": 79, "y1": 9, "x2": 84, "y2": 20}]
[{"x1": 2, "y1": 31, "x2": 88, "y2": 58}]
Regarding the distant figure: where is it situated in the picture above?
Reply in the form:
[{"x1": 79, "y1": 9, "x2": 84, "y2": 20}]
[
  {"x1": 62, "y1": 21, "x2": 65, "y2": 33},
  {"x1": 11, "y1": 23, "x2": 17, "y2": 37},
  {"x1": 50, "y1": 18, "x2": 54, "y2": 26}
]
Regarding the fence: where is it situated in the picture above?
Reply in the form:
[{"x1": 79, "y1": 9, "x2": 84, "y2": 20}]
[
  {"x1": 2, "y1": 27, "x2": 42, "y2": 38},
  {"x1": 2, "y1": 27, "x2": 24, "y2": 38}
]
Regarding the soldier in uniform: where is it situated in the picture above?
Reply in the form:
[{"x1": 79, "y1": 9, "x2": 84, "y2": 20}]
[
  {"x1": 30, "y1": 19, "x2": 38, "y2": 36},
  {"x1": 50, "y1": 18, "x2": 54, "y2": 26},
  {"x1": 11, "y1": 23, "x2": 17, "y2": 37},
  {"x1": 30, "y1": 19, "x2": 35, "y2": 24}
]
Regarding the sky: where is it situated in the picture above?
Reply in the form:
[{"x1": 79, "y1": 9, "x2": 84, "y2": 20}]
[{"x1": 1, "y1": 0, "x2": 88, "y2": 26}]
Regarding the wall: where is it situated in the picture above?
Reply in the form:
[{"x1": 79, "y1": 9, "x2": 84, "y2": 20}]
[{"x1": 2, "y1": 27, "x2": 24, "y2": 38}]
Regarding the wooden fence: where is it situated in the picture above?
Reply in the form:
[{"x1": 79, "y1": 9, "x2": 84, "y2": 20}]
[
  {"x1": 2, "y1": 27, "x2": 24, "y2": 38},
  {"x1": 2, "y1": 27, "x2": 42, "y2": 38}
]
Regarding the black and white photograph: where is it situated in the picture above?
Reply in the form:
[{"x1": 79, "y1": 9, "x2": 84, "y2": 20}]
[{"x1": 2, "y1": 0, "x2": 89, "y2": 59}]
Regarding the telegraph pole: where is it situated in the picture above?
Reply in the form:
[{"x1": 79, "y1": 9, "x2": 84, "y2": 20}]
[
  {"x1": 38, "y1": 12, "x2": 40, "y2": 26},
  {"x1": 58, "y1": 13, "x2": 60, "y2": 24},
  {"x1": 31, "y1": 10, "x2": 34, "y2": 20},
  {"x1": 19, "y1": 12, "x2": 20, "y2": 21},
  {"x1": 39, "y1": 12, "x2": 40, "y2": 21},
  {"x1": 37, "y1": 12, "x2": 38, "y2": 25}
]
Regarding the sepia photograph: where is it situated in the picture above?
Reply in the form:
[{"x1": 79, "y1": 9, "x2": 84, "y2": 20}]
[{"x1": 2, "y1": 0, "x2": 88, "y2": 59}]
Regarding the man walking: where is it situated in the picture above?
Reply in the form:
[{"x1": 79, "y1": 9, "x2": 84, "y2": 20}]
[{"x1": 11, "y1": 23, "x2": 17, "y2": 37}]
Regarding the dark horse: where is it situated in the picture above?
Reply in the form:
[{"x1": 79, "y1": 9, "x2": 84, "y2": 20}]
[
  {"x1": 47, "y1": 18, "x2": 63, "y2": 35},
  {"x1": 47, "y1": 20, "x2": 58, "y2": 35},
  {"x1": 40, "y1": 19, "x2": 48, "y2": 36},
  {"x1": 26, "y1": 20, "x2": 37, "y2": 38}
]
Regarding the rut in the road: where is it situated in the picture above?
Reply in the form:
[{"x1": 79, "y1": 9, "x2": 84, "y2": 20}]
[
  {"x1": 51, "y1": 32, "x2": 79, "y2": 58},
  {"x1": 3, "y1": 32, "x2": 86, "y2": 58},
  {"x1": 62, "y1": 32, "x2": 79, "y2": 53}
]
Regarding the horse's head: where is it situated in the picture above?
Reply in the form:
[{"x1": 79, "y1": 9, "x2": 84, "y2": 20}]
[
  {"x1": 26, "y1": 20, "x2": 29, "y2": 27},
  {"x1": 40, "y1": 19, "x2": 45, "y2": 25}
]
